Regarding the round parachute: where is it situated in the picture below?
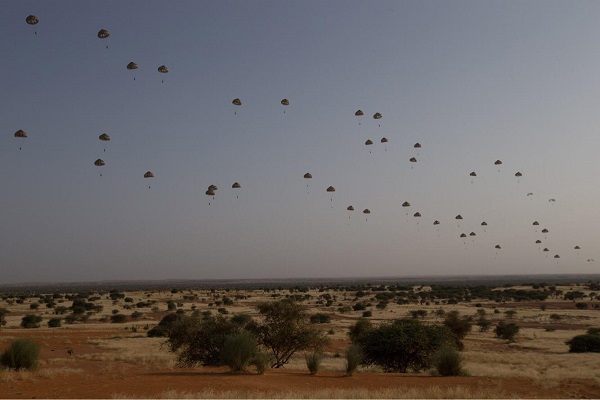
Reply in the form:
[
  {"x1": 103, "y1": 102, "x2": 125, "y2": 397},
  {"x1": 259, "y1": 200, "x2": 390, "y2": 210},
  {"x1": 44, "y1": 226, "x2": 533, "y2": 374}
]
[
  {"x1": 414, "y1": 212, "x2": 421, "y2": 217},
  {"x1": 469, "y1": 232, "x2": 476, "y2": 236},
  {"x1": 26, "y1": 15, "x2": 39, "y2": 25},
  {"x1": 94, "y1": 159, "x2": 105, "y2": 166},
  {"x1": 535, "y1": 240, "x2": 542, "y2": 244},
  {"x1": 481, "y1": 221, "x2": 487, "y2": 226},
  {"x1": 541, "y1": 228, "x2": 549, "y2": 233},
  {"x1": 373, "y1": 112, "x2": 382, "y2": 120},
  {"x1": 326, "y1": 186, "x2": 335, "y2": 192},
  {"x1": 495, "y1": 245, "x2": 501, "y2": 249},
  {"x1": 206, "y1": 189, "x2": 215, "y2": 196},
  {"x1": 158, "y1": 65, "x2": 169, "y2": 73},
  {"x1": 494, "y1": 160, "x2": 502, "y2": 165},
  {"x1": 533, "y1": 221, "x2": 539, "y2": 226},
  {"x1": 144, "y1": 171, "x2": 154, "y2": 178},
  {"x1": 127, "y1": 62, "x2": 138, "y2": 70},
  {"x1": 232, "y1": 98, "x2": 242, "y2": 106},
  {"x1": 433, "y1": 220, "x2": 440, "y2": 225},
  {"x1": 14, "y1": 129, "x2": 27, "y2": 138},
  {"x1": 97, "y1": 29, "x2": 110, "y2": 39},
  {"x1": 402, "y1": 202, "x2": 410, "y2": 207},
  {"x1": 515, "y1": 172, "x2": 522, "y2": 177},
  {"x1": 208, "y1": 184, "x2": 218, "y2": 191},
  {"x1": 99, "y1": 133, "x2": 110, "y2": 141},
  {"x1": 232, "y1": 182, "x2": 241, "y2": 189},
  {"x1": 470, "y1": 172, "x2": 477, "y2": 177},
  {"x1": 381, "y1": 137, "x2": 388, "y2": 143},
  {"x1": 409, "y1": 157, "x2": 417, "y2": 163},
  {"x1": 363, "y1": 209, "x2": 370, "y2": 214},
  {"x1": 304, "y1": 173, "x2": 312, "y2": 179},
  {"x1": 554, "y1": 254, "x2": 560, "y2": 259},
  {"x1": 365, "y1": 140, "x2": 373, "y2": 145},
  {"x1": 455, "y1": 215, "x2": 463, "y2": 220},
  {"x1": 281, "y1": 99, "x2": 289, "y2": 106},
  {"x1": 355, "y1": 110, "x2": 364, "y2": 116},
  {"x1": 347, "y1": 206, "x2": 354, "y2": 211},
  {"x1": 460, "y1": 233, "x2": 467, "y2": 238},
  {"x1": 414, "y1": 143, "x2": 421, "y2": 148},
  {"x1": 574, "y1": 245, "x2": 581, "y2": 250}
]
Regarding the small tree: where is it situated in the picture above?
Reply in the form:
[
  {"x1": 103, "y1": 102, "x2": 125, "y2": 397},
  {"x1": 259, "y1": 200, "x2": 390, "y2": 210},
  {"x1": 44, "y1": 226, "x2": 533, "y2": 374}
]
[
  {"x1": 476, "y1": 317, "x2": 492, "y2": 332},
  {"x1": 0, "y1": 339, "x2": 41, "y2": 371},
  {"x1": 220, "y1": 331, "x2": 258, "y2": 372},
  {"x1": 504, "y1": 310, "x2": 517, "y2": 319},
  {"x1": 345, "y1": 344, "x2": 363, "y2": 376},
  {"x1": 48, "y1": 318, "x2": 62, "y2": 328},
  {"x1": 443, "y1": 311, "x2": 472, "y2": 350},
  {"x1": 21, "y1": 315, "x2": 43, "y2": 329},
  {"x1": 348, "y1": 318, "x2": 372, "y2": 343},
  {"x1": 495, "y1": 321, "x2": 519, "y2": 343},
  {"x1": 566, "y1": 334, "x2": 600, "y2": 353},
  {"x1": 251, "y1": 299, "x2": 329, "y2": 368}
]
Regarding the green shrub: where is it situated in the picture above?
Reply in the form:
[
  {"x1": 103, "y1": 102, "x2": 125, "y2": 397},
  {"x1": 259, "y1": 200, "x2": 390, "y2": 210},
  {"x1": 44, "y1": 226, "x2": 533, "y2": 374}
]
[
  {"x1": 495, "y1": 321, "x2": 519, "y2": 342},
  {"x1": 345, "y1": 344, "x2": 363, "y2": 376},
  {"x1": 305, "y1": 352, "x2": 322, "y2": 375},
  {"x1": 21, "y1": 315, "x2": 42, "y2": 329},
  {"x1": 309, "y1": 313, "x2": 331, "y2": 324},
  {"x1": 586, "y1": 327, "x2": 600, "y2": 336},
  {"x1": 348, "y1": 318, "x2": 372, "y2": 343},
  {"x1": 110, "y1": 314, "x2": 127, "y2": 323},
  {"x1": 47, "y1": 318, "x2": 62, "y2": 328},
  {"x1": 362, "y1": 311, "x2": 372, "y2": 318},
  {"x1": 220, "y1": 331, "x2": 258, "y2": 372},
  {"x1": 0, "y1": 339, "x2": 41, "y2": 370},
  {"x1": 251, "y1": 351, "x2": 268, "y2": 374},
  {"x1": 566, "y1": 334, "x2": 600, "y2": 353},
  {"x1": 432, "y1": 347, "x2": 467, "y2": 376}
]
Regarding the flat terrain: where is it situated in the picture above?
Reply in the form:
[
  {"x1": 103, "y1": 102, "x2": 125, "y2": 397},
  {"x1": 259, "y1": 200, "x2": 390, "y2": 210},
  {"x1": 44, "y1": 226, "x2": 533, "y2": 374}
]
[{"x1": 0, "y1": 283, "x2": 599, "y2": 398}]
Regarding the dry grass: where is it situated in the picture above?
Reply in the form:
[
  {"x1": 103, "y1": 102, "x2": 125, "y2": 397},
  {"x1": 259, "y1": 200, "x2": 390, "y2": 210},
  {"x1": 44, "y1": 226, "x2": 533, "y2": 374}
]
[
  {"x1": 0, "y1": 366, "x2": 83, "y2": 382},
  {"x1": 78, "y1": 336, "x2": 175, "y2": 368},
  {"x1": 112, "y1": 386, "x2": 520, "y2": 399}
]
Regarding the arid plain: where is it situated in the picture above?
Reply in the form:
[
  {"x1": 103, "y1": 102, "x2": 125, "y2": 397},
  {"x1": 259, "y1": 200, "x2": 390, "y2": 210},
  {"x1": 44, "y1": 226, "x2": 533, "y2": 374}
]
[{"x1": 0, "y1": 280, "x2": 599, "y2": 399}]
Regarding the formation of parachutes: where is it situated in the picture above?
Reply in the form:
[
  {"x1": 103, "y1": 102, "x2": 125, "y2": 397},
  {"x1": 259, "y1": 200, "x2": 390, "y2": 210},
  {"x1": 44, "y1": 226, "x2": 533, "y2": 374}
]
[{"x1": 11, "y1": 13, "x2": 592, "y2": 270}]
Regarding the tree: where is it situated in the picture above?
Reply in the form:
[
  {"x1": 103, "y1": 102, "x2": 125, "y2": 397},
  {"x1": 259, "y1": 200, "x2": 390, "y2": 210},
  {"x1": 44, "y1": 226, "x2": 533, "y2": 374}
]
[
  {"x1": 443, "y1": 311, "x2": 472, "y2": 350},
  {"x1": 147, "y1": 313, "x2": 181, "y2": 337},
  {"x1": 220, "y1": 331, "x2": 258, "y2": 372},
  {"x1": 21, "y1": 314, "x2": 43, "y2": 329},
  {"x1": 110, "y1": 314, "x2": 127, "y2": 323},
  {"x1": 250, "y1": 299, "x2": 329, "y2": 368},
  {"x1": 166, "y1": 314, "x2": 239, "y2": 366},
  {"x1": 0, "y1": 308, "x2": 7, "y2": 330},
  {"x1": 566, "y1": 334, "x2": 600, "y2": 353},
  {"x1": 495, "y1": 321, "x2": 519, "y2": 343},
  {"x1": 356, "y1": 319, "x2": 455, "y2": 373},
  {"x1": 348, "y1": 318, "x2": 372, "y2": 343},
  {"x1": 48, "y1": 318, "x2": 62, "y2": 328}
]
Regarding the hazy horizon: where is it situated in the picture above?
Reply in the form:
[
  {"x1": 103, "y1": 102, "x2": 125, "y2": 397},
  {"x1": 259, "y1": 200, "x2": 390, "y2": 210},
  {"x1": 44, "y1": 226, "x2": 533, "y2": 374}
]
[{"x1": 2, "y1": 1, "x2": 599, "y2": 284}]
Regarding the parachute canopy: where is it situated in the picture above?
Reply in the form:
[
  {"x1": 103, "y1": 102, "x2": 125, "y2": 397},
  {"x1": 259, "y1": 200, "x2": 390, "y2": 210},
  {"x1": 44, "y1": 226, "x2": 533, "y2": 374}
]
[
  {"x1": 144, "y1": 171, "x2": 154, "y2": 178},
  {"x1": 206, "y1": 189, "x2": 215, "y2": 196},
  {"x1": 281, "y1": 99, "x2": 289, "y2": 106},
  {"x1": 99, "y1": 133, "x2": 110, "y2": 141},
  {"x1": 527, "y1": 192, "x2": 534, "y2": 196},
  {"x1": 414, "y1": 212, "x2": 421, "y2": 217},
  {"x1": 347, "y1": 206, "x2": 354, "y2": 211},
  {"x1": 549, "y1": 198, "x2": 556, "y2": 202},
  {"x1": 363, "y1": 209, "x2": 370, "y2": 214},
  {"x1": 94, "y1": 159, "x2": 105, "y2": 166},
  {"x1": 515, "y1": 172, "x2": 523, "y2": 177},
  {"x1": 232, "y1": 182, "x2": 241, "y2": 189},
  {"x1": 574, "y1": 245, "x2": 581, "y2": 250},
  {"x1": 495, "y1": 245, "x2": 501, "y2": 249},
  {"x1": 232, "y1": 98, "x2": 242, "y2": 106},
  {"x1": 409, "y1": 157, "x2": 417, "y2": 163},
  {"x1": 535, "y1": 240, "x2": 542, "y2": 244},
  {"x1": 469, "y1": 232, "x2": 476, "y2": 236},
  {"x1": 97, "y1": 29, "x2": 110, "y2": 39},
  {"x1": 542, "y1": 228, "x2": 549, "y2": 233},
  {"x1": 533, "y1": 221, "x2": 539, "y2": 225},
  {"x1": 470, "y1": 172, "x2": 477, "y2": 177},
  {"x1": 355, "y1": 110, "x2": 364, "y2": 116},
  {"x1": 158, "y1": 65, "x2": 169, "y2": 73},
  {"x1": 208, "y1": 184, "x2": 218, "y2": 191},
  {"x1": 373, "y1": 112, "x2": 382, "y2": 119},
  {"x1": 543, "y1": 248, "x2": 549, "y2": 252},
  {"x1": 402, "y1": 201, "x2": 410, "y2": 207},
  {"x1": 365, "y1": 140, "x2": 373, "y2": 145},
  {"x1": 326, "y1": 186, "x2": 335, "y2": 192},
  {"x1": 554, "y1": 254, "x2": 560, "y2": 259},
  {"x1": 433, "y1": 220, "x2": 440, "y2": 225},
  {"x1": 381, "y1": 137, "x2": 388, "y2": 143},
  {"x1": 494, "y1": 160, "x2": 502, "y2": 165},
  {"x1": 303, "y1": 173, "x2": 312, "y2": 179},
  {"x1": 26, "y1": 15, "x2": 39, "y2": 25},
  {"x1": 14, "y1": 129, "x2": 27, "y2": 138},
  {"x1": 127, "y1": 62, "x2": 138, "y2": 70},
  {"x1": 455, "y1": 215, "x2": 463, "y2": 220},
  {"x1": 481, "y1": 221, "x2": 487, "y2": 226},
  {"x1": 414, "y1": 143, "x2": 421, "y2": 148},
  {"x1": 460, "y1": 233, "x2": 467, "y2": 238}
]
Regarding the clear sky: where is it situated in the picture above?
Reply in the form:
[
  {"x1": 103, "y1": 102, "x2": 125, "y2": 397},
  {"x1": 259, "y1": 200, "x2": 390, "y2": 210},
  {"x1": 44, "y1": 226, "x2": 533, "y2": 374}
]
[{"x1": 1, "y1": 0, "x2": 599, "y2": 284}]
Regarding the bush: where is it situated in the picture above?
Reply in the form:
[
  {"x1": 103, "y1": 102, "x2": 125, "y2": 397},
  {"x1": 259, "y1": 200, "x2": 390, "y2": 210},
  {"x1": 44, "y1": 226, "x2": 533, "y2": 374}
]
[
  {"x1": 309, "y1": 313, "x2": 331, "y2": 324},
  {"x1": 0, "y1": 339, "x2": 41, "y2": 371},
  {"x1": 345, "y1": 344, "x2": 363, "y2": 376},
  {"x1": 443, "y1": 311, "x2": 472, "y2": 350},
  {"x1": 305, "y1": 352, "x2": 322, "y2": 375},
  {"x1": 47, "y1": 318, "x2": 62, "y2": 328},
  {"x1": 476, "y1": 317, "x2": 492, "y2": 332},
  {"x1": 348, "y1": 318, "x2": 372, "y2": 343},
  {"x1": 566, "y1": 334, "x2": 600, "y2": 353},
  {"x1": 575, "y1": 302, "x2": 588, "y2": 309},
  {"x1": 220, "y1": 331, "x2": 258, "y2": 372},
  {"x1": 110, "y1": 314, "x2": 127, "y2": 323},
  {"x1": 251, "y1": 351, "x2": 268, "y2": 374},
  {"x1": 495, "y1": 321, "x2": 519, "y2": 342},
  {"x1": 432, "y1": 347, "x2": 467, "y2": 376},
  {"x1": 586, "y1": 327, "x2": 600, "y2": 336},
  {"x1": 356, "y1": 319, "x2": 455, "y2": 372},
  {"x1": 362, "y1": 311, "x2": 372, "y2": 318},
  {"x1": 21, "y1": 315, "x2": 43, "y2": 329}
]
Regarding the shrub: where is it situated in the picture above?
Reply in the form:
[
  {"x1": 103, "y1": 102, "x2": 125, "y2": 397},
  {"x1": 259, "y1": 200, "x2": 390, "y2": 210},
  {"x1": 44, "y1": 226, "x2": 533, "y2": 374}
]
[
  {"x1": 348, "y1": 318, "x2": 372, "y2": 343},
  {"x1": 147, "y1": 313, "x2": 180, "y2": 338},
  {"x1": 586, "y1": 327, "x2": 600, "y2": 336},
  {"x1": 21, "y1": 314, "x2": 43, "y2": 329},
  {"x1": 566, "y1": 334, "x2": 600, "y2": 353},
  {"x1": 443, "y1": 311, "x2": 472, "y2": 350},
  {"x1": 251, "y1": 352, "x2": 268, "y2": 374},
  {"x1": 0, "y1": 339, "x2": 41, "y2": 371},
  {"x1": 309, "y1": 313, "x2": 331, "y2": 324},
  {"x1": 476, "y1": 317, "x2": 492, "y2": 332},
  {"x1": 345, "y1": 344, "x2": 363, "y2": 376},
  {"x1": 305, "y1": 352, "x2": 322, "y2": 375},
  {"x1": 495, "y1": 321, "x2": 519, "y2": 342},
  {"x1": 550, "y1": 314, "x2": 562, "y2": 321},
  {"x1": 220, "y1": 331, "x2": 258, "y2": 372},
  {"x1": 110, "y1": 314, "x2": 127, "y2": 323},
  {"x1": 432, "y1": 347, "x2": 467, "y2": 376},
  {"x1": 356, "y1": 319, "x2": 455, "y2": 373},
  {"x1": 504, "y1": 310, "x2": 517, "y2": 319},
  {"x1": 575, "y1": 302, "x2": 588, "y2": 310},
  {"x1": 47, "y1": 318, "x2": 62, "y2": 328},
  {"x1": 362, "y1": 311, "x2": 372, "y2": 318}
]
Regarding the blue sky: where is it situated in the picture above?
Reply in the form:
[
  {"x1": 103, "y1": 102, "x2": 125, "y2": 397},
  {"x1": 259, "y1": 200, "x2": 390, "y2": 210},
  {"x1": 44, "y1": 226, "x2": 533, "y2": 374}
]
[{"x1": 1, "y1": 0, "x2": 599, "y2": 283}]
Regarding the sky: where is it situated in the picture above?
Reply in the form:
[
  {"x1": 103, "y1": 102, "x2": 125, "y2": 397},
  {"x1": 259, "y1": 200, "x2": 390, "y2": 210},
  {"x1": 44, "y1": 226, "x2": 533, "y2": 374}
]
[{"x1": 1, "y1": 0, "x2": 599, "y2": 284}]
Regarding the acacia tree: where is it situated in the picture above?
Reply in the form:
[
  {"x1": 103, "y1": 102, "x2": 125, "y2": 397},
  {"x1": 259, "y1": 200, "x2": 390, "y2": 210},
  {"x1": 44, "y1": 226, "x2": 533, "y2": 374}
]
[{"x1": 251, "y1": 299, "x2": 329, "y2": 368}]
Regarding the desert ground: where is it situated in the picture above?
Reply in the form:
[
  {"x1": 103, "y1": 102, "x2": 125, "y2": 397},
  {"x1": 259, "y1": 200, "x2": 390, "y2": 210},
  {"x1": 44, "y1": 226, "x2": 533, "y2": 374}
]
[{"x1": 0, "y1": 281, "x2": 599, "y2": 399}]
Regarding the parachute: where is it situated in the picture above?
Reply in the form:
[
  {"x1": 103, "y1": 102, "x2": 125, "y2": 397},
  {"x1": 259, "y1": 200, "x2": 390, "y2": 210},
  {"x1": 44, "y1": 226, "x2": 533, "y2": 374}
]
[
  {"x1": 99, "y1": 133, "x2": 110, "y2": 152},
  {"x1": 127, "y1": 62, "x2": 138, "y2": 80},
  {"x1": 402, "y1": 201, "x2": 410, "y2": 207},
  {"x1": 533, "y1": 221, "x2": 539, "y2": 226},
  {"x1": 470, "y1": 172, "x2": 477, "y2": 176},
  {"x1": 281, "y1": 98, "x2": 289, "y2": 106},
  {"x1": 409, "y1": 157, "x2": 417, "y2": 163},
  {"x1": 144, "y1": 171, "x2": 154, "y2": 188},
  {"x1": 347, "y1": 206, "x2": 354, "y2": 211},
  {"x1": 326, "y1": 186, "x2": 335, "y2": 192},
  {"x1": 414, "y1": 143, "x2": 421, "y2": 148},
  {"x1": 527, "y1": 193, "x2": 534, "y2": 199},
  {"x1": 373, "y1": 112, "x2": 382, "y2": 119},
  {"x1": 433, "y1": 220, "x2": 440, "y2": 225},
  {"x1": 97, "y1": 29, "x2": 110, "y2": 48},
  {"x1": 455, "y1": 215, "x2": 463, "y2": 220},
  {"x1": 541, "y1": 228, "x2": 548, "y2": 233},
  {"x1": 304, "y1": 173, "x2": 312, "y2": 193},
  {"x1": 26, "y1": 15, "x2": 39, "y2": 35},
  {"x1": 515, "y1": 172, "x2": 522, "y2": 177},
  {"x1": 380, "y1": 137, "x2": 388, "y2": 143},
  {"x1": 208, "y1": 184, "x2": 218, "y2": 191},
  {"x1": 554, "y1": 254, "x2": 560, "y2": 259},
  {"x1": 363, "y1": 209, "x2": 370, "y2": 214},
  {"x1": 535, "y1": 240, "x2": 542, "y2": 244},
  {"x1": 494, "y1": 160, "x2": 502, "y2": 172},
  {"x1": 495, "y1": 245, "x2": 501, "y2": 249},
  {"x1": 548, "y1": 198, "x2": 556, "y2": 203},
  {"x1": 469, "y1": 232, "x2": 476, "y2": 236},
  {"x1": 574, "y1": 245, "x2": 580, "y2": 250},
  {"x1": 206, "y1": 185, "x2": 217, "y2": 205},
  {"x1": 232, "y1": 182, "x2": 241, "y2": 198},
  {"x1": 481, "y1": 221, "x2": 487, "y2": 225},
  {"x1": 94, "y1": 159, "x2": 105, "y2": 176},
  {"x1": 232, "y1": 98, "x2": 242, "y2": 105},
  {"x1": 460, "y1": 233, "x2": 467, "y2": 238},
  {"x1": 365, "y1": 139, "x2": 373, "y2": 153},
  {"x1": 414, "y1": 212, "x2": 421, "y2": 217},
  {"x1": 158, "y1": 65, "x2": 169, "y2": 83},
  {"x1": 355, "y1": 110, "x2": 364, "y2": 116},
  {"x1": 14, "y1": 129, "x2": 27, "y2": 150}
]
